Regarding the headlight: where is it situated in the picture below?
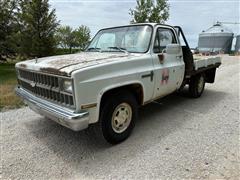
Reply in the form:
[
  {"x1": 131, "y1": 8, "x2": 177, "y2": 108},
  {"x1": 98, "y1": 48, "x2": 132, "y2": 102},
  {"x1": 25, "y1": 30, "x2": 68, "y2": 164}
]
[{"x1": 62, "y1": 79, "x2": 73, "y2": 93}]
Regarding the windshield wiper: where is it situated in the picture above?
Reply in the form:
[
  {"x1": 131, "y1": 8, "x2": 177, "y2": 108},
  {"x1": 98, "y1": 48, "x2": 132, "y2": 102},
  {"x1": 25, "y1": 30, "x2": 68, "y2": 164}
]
[
  {"x1": 86, "y1": 47, "x2": 101, "y2": 52},
  {"x1": 107, "y1": 47, "x2": 129, "y2": 54}
]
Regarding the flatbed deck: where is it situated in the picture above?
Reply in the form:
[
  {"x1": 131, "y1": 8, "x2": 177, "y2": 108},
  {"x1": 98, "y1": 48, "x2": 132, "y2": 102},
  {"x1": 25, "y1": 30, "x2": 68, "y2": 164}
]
[{"x1": 193, "y1": 55, "x2": 221, "y2": 71}]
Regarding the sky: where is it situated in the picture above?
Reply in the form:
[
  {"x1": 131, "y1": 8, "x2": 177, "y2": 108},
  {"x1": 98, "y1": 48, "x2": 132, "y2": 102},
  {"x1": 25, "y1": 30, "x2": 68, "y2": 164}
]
[{"x1": 50, "y1": 0, "x2": 240, "y2": 48}]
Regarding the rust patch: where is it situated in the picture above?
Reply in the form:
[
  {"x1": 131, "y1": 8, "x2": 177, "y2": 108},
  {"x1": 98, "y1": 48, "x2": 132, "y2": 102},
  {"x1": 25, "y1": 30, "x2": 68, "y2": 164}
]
[
  {"x1": 47, "y1": 59, "x2": 72, "y2": 66},
  {"x1": 36, "y1": 52, "x2": 134, "y2": 75},
  {"x1": 45, "y1": 55, "x2": 128, "y2": 74},
  {"x1": 45, "y1": 53, "x2": 129, "y2": 68},
  {"x1": 19, "y1": 64, "x2": 27, "y2": 68},
  {"x1": 81, "y1": 103, "x2": 97, "y2": 109},
  {"x1": 40, "y1": 67, "x2": 68, "y2": 76}
]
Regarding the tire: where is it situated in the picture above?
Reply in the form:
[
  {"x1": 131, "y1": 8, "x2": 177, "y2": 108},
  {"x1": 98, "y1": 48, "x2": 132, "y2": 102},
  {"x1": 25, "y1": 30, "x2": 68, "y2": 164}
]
[
  {"x1": 189, "y1": 74, "x2": 205, "y2": 98},
  {"x1": 96, "y1": 90, "x2": 138, "y2": 144}
]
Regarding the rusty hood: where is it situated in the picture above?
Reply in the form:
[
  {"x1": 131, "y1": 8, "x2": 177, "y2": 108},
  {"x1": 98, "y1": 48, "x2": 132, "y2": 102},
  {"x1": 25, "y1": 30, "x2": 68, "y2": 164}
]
[{"x1": 16, "y1": 52, "x2": 134, "y2": 76}]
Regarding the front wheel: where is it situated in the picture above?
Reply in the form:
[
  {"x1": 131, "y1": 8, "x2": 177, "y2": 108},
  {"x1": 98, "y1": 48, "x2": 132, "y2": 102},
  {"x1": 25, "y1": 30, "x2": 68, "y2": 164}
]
[
  {"x1": 189, "y1": 74, "x2": 205, "y2": 98},
  {"x1": 98, "y1": 91, "x2": 138, "y2": 144}
]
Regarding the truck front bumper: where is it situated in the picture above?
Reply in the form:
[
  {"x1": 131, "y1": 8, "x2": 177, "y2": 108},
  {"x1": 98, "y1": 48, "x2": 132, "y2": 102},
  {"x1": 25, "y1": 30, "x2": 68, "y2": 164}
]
[{"x1": 16, "y1": 87, "x2": 89, "y2": 131}]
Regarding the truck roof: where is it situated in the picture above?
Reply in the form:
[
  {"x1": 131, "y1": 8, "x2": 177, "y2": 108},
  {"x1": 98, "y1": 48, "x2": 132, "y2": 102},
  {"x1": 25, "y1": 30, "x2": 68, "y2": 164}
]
[{"x1": 101, "y1": 23, "x2": 175, "y2": 30}]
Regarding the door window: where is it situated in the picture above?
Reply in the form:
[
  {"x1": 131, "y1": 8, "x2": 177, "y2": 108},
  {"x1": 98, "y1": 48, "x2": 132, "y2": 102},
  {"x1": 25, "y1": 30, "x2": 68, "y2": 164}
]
[{"x1": 154, "y1": 28, "x2": 177, "y2": 53}]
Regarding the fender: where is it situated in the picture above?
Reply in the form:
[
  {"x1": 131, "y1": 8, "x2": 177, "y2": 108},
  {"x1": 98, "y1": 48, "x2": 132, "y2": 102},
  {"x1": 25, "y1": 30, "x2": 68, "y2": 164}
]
[{"x1": 91, "y1": 81, "x2": 145, "y2": 123}]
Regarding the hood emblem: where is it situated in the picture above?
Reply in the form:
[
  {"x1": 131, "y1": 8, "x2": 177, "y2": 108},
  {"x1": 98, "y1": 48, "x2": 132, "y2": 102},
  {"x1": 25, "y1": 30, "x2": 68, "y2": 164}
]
[
  {"x1": 35, "y1": 57, "x2": 38, "y2": 63},
  {"x1": 30, "y1": 81, "x2": 36, "y2": 87}
]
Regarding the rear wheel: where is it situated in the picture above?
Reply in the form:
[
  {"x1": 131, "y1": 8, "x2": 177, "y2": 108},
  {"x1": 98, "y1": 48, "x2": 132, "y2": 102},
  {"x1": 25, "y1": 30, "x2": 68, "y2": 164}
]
[
  {"x1": 189, "y1": 74, "x2": 205, "y2": 98},
  {"x1": 96, "y1": 91, "x2": 138, "y2": 144}
]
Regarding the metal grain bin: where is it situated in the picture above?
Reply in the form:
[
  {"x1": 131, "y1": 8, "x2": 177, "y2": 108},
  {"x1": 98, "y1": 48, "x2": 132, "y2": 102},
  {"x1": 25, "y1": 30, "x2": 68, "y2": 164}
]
[
  {"x1": 198, "y1": 22, "x2": 234, "y2": 54},
  {"x1": 235, "y1": 35, "x2": 240, "y2": 53}
]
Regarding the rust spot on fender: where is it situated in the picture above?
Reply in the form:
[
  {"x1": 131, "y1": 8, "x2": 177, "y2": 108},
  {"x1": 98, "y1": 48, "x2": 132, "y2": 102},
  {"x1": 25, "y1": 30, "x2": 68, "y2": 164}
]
[
  {"x1": 40, "y1": 67, "x2": 68, "y2": 76},
  {"x1": 81, "y1": 103, "x2": 97, "y2": 109}
]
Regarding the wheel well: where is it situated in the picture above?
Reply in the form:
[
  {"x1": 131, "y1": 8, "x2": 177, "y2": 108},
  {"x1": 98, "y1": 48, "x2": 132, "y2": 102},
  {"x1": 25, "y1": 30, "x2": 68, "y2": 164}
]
[
  {"x1": 100, "y1": 84, "x2": 144, "y2": 109},
  {"x1": 191, "y1": 68, "x2": 216, "y2": 83}
]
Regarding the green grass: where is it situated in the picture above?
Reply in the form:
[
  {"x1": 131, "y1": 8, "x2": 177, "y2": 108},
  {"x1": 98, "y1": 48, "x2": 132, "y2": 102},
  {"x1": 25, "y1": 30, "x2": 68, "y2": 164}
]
[
  {"x1": 0, "y1": 63, "x2": 17, "y2": 83},
  {"x1": 0, "y1": 63, "x2": 24, "y2": 111}
]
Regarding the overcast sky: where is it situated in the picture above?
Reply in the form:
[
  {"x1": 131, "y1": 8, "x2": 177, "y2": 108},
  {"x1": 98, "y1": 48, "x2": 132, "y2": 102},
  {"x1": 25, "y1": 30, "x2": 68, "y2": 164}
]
[{"x1": 50, "y1": 0, "x2": 240, "y2": 48}]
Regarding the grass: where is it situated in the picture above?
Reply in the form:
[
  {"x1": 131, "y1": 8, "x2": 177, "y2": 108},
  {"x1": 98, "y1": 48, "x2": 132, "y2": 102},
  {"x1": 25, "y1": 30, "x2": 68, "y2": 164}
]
[{"x1": 0, "y1": 63, "x2": 24, "y2": 111}]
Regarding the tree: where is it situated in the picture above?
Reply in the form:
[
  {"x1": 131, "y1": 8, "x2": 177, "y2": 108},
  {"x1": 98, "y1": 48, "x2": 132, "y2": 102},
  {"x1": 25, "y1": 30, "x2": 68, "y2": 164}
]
[
  {"x1": 55, "y1": 25, "x2": 75, "y2": 53},
  {"x1": 0, "y1": 0, "x2": 20, "y2": 61},
  {"x1": 55, "y1": 25, "x2": 91, "y2": 53},
  {"x1": 19, "y1": 0, "x2": 59, "y2": 58},
  {"x1": 129, "y1": 0, "x2": 169, "y2": 23},
  {"x1": 74, "y1": 25, "x2": 91, "y2": 50}
]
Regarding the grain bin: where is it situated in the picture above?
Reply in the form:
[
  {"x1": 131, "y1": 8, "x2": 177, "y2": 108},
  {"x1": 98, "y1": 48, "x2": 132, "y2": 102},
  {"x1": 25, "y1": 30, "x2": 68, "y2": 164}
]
[
  {"x1": 235, "y1": 35, "x2": 240, "y2": 53},
  {"x1": 198, "y1": 22, "x2": 234, "y2": 54}
]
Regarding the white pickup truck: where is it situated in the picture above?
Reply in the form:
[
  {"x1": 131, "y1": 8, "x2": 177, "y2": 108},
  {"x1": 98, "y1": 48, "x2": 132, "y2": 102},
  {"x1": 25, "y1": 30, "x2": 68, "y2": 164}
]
[{"x1": 16, "y1": 23, "x2": 221, "y2": 144}]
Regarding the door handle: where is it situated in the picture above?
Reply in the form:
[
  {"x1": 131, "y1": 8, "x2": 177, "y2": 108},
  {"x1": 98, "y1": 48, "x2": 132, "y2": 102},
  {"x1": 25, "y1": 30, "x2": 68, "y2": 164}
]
[{"x1": 141, "y1": 71, "x2": 154, "y2": 82}]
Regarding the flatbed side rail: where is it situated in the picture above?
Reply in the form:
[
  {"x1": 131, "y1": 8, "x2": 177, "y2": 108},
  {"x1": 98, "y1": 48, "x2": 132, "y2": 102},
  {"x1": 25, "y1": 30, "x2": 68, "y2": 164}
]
[{"x1": 191, "y1": 62, "x2": 221, "y2": 75}]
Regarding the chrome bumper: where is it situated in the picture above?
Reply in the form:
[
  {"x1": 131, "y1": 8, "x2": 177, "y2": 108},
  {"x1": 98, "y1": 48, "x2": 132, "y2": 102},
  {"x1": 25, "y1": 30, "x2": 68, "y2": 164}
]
[{"x1": 16, "y1": 87, "x2": 89, "y2": 131}]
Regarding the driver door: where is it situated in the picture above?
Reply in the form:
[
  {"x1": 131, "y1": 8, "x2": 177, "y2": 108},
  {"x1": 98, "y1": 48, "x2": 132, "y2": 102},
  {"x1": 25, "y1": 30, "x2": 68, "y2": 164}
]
[{"x1": 152, "y1": 27, "x2": 185, "y2": 99}]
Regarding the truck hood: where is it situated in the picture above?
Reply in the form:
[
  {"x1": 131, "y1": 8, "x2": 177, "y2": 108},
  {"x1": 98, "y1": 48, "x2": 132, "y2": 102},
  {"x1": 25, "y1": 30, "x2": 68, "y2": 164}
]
[{"x1": 16, "y1": 52, "x2": 135, "y2": 76}]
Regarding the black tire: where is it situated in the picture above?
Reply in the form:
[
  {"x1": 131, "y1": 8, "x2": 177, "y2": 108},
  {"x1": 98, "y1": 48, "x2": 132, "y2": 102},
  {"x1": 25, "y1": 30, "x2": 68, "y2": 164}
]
[
  {"x1": 96, "y1": 90, "x2": 138, "y2": 144},
  {"x1": 189, "y1": 74, "x2": 205, "y2": 98}
]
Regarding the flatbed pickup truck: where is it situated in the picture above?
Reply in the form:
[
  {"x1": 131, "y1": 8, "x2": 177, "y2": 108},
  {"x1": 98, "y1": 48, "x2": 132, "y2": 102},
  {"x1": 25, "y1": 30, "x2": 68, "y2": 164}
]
[{"x1": 16, "y1": 23, "x2": 221, "y2": 144}]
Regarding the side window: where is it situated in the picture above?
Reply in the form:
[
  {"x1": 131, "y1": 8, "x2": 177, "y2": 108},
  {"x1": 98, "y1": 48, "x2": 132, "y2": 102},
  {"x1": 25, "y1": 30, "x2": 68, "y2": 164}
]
[{"x1": 154, "y1": 28, "x2": 177, "y2": 53}]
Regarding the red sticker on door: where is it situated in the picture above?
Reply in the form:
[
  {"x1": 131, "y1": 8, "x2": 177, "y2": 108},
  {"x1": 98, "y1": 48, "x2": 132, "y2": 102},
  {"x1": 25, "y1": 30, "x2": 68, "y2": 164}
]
[{"x1": 161, "y1": 69, "x2": 169, "y2": 85}]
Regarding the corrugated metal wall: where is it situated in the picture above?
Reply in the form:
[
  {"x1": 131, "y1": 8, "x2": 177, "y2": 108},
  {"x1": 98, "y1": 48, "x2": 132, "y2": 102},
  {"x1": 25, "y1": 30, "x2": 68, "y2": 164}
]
[
  {"x1": 198, "y1": 23, "x2": 234, "y2": 54},
  {"x1": 235, "y1": 35, "x2": 240, "y2": 52}
]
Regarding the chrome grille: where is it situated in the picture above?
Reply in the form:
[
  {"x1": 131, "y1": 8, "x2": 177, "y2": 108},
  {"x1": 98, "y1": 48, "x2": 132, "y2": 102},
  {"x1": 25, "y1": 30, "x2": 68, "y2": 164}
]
[
  {"x1": 18, "y1": 69, "x2": 59, "y2": 88},
  {"x1": 17, "y1": 69, "x2": 74, "y2": 108}
]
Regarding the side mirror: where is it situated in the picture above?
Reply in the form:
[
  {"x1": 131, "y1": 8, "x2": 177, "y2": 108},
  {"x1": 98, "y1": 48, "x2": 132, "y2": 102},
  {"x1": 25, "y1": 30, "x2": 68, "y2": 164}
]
[{"x1": 166, "y1": 44, "x2": 181, "y2": 54}]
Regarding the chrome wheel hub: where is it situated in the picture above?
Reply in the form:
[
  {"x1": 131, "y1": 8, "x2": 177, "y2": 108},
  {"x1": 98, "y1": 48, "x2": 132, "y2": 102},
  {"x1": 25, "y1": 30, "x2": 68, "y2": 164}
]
[
  {"x1": 111, "y1": 103, "x2": 132, "y2": 133},
  {"x1": 198, "y1": 76, "x2": 204, "y2": 93}
]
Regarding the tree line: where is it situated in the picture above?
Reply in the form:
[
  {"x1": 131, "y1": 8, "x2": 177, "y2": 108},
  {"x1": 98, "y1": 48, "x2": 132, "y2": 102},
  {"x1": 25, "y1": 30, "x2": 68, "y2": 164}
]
[
  {"x1": 0, "y1": 0, "x2": 90, "y2": 61},
  {"x1": 0, "y1": 0, "x2": 169, "y2": 61}
]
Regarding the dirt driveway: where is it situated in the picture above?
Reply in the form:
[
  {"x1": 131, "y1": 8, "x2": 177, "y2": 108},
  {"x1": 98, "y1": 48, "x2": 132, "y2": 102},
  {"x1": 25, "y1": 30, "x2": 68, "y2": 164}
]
[{"x1": 1, "y1": 55, "x2": 239, "y2": 179}]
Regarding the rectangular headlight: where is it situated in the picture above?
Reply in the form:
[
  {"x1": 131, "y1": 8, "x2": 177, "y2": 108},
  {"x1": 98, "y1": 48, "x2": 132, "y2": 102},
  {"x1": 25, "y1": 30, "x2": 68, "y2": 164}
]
[{"x1": 62, "y1": 79, "x2": 73, "y2": 93}]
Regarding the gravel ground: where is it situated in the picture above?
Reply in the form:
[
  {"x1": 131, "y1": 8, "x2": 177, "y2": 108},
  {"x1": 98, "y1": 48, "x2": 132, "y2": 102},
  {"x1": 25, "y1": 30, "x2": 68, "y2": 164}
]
[{"x1": 1, "y1": 55, "x2": 239, "y2": 179}]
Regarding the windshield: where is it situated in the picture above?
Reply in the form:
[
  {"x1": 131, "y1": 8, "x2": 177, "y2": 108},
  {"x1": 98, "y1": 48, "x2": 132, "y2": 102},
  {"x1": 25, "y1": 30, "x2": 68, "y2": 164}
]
[{"x1": 86, "y1": 25, "x2": 153, "y2": 53}]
